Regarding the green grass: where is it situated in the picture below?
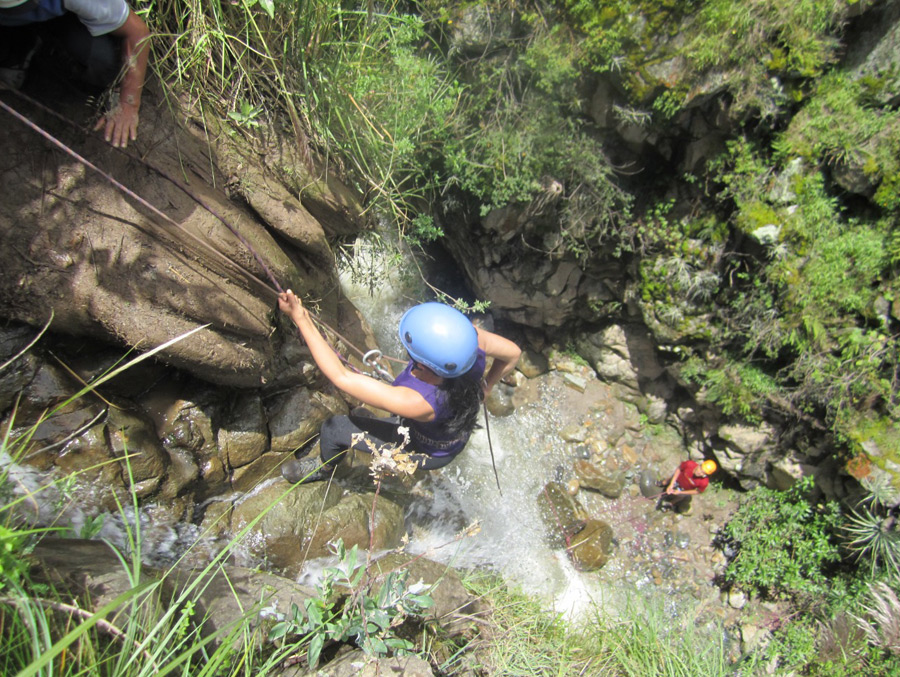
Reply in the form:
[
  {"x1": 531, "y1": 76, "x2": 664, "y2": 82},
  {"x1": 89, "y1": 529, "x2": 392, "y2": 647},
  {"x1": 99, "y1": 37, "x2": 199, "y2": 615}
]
[{"x1": 433, "y1": 573, "x2": 729, "y2": 677}]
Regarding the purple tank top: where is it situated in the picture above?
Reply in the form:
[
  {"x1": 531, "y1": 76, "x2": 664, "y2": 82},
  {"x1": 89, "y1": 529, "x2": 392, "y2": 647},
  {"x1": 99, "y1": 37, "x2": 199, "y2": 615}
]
[{"x1": 391, "y1": 348, "x2": 486, "y2": 457}]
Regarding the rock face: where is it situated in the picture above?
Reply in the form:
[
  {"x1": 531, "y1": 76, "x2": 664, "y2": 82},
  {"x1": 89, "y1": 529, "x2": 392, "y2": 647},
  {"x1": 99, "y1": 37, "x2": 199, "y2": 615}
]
[{"x1": 0, "y1": 79, "x2": 370, "y2": 388}]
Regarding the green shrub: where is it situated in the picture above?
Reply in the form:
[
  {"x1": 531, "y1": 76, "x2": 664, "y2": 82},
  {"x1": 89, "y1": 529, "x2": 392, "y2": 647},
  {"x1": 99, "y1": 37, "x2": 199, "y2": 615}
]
[
  {"x1": 720, "y1": 476, "x2": 842, "y2": 599},
  {"x1": 269, "y1": 539, "x2": 433, "y2": 668}
]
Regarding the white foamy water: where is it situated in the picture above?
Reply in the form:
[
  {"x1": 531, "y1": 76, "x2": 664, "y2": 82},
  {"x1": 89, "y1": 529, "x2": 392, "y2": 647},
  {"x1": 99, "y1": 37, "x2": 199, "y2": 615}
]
[{"x1": 336, "y1": 237, "x2": 617, "y2": 619}]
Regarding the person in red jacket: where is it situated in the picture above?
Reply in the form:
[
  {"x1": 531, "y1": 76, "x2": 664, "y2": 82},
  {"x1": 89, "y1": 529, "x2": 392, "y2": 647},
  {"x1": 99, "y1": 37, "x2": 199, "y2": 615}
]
[{"x1": 660, "y1": 459, "x2": 717, "y2": 513}]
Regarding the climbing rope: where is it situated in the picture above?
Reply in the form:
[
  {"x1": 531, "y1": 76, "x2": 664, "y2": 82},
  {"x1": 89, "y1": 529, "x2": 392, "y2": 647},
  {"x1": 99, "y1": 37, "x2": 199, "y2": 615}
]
[
  {"x1": 1, "y1": 94, "x2": 501, "y2": 486},
  {"x1": 0, "y1": 91, "x2": 401, "y2": 381}
]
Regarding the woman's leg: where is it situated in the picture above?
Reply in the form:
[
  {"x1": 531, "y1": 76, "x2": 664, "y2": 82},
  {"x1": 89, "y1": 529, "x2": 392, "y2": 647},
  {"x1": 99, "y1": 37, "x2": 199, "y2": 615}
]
[{"x1": 318, "y1": 414, "x2": 407, "y2": 468}]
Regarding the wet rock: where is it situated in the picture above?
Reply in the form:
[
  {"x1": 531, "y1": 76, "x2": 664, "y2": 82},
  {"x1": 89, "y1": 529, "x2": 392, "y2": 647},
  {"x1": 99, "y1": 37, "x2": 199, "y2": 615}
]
[
  {"x1": 510, "y1": 379, "x2": 541, "y2": 410},
  {"x1": 560, "y1": 424, "x2": 588, "y2": 443},
  {"x1": 537, "y1": 482, "x2": 588, "y2": 548},
  {"x1": 573, "y1": 460, "x2": 626, "y2": 498},
  {"x1": 568, "y1": 519, "x2": 614, "y2": 571},
  {"x1": 516, "y1": 348, "x2": 549, "y2": 379},
  {"x1": 217, "y1": 392, "x2": 268, "y2": 469},
  {"x1": 267, "y1": 388, "x2": 346, "y2": 453},
  {"x1": 159, "y1": 446, "x2": 200, "y2": 499},
  {"x1": 53, "y1": 423, "x2": 119, "y2": 484},
  {"x1": 200, "y1": 455, "x2": 228, "y2": 495},
  {"x1": 566, "y1": 478, "x2": 580, "y2": 495},
  {"x1": 562, "y1": 373, "x2": 587, "y2": 392},
  {"x1": 0, "y1": 325, "x2": 40, "y2": 414},
  {"x1": 485, "y1": 383, "x2": 516, "y2": 417},
  {"x1": 200, "y1": 500, "x2": 233, "y2": 538},
  {"x1": 230, "y1": 451, "x2": 287, "y2": 492},
  {"x1": 574, "y1": 445, "x2": 591, "y2": 460},
  {"x1": 231, "y1": 481, "x2": 343, "y2": 569},
  {"x1": 14, "y1": 361, "x2": 77, "y2": 421},
  {"x1": 501, "y1": 370, "x2": 526, "y2": 388},
  {"x1": 589, "y1": 438, "x2": 609, "y2": 456},
  {"x1": 304, "y1": 492, "x2": 406, "y2": 563},
  {"x1": 157, "y1": 396, "x2": 221, "y2": 496},
  {"x1": 107, "y1": 407, "x2": 169, "y2": 495},
  {"x1": 230, "y1": 482, "x2": 406, "y2": 571}
]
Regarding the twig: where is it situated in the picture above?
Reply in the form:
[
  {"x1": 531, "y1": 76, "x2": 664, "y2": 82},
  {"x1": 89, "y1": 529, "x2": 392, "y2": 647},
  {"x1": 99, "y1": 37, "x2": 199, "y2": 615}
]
[{"x1": 0, "y1": 595, "x2": 160, "y2": 672}]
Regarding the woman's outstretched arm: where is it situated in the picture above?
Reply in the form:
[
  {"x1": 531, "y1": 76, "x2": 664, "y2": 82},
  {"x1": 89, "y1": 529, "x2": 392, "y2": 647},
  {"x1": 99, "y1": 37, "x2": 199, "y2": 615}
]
[{"x1": 279, "y1": 291, "x2": 433, "y2": 420}]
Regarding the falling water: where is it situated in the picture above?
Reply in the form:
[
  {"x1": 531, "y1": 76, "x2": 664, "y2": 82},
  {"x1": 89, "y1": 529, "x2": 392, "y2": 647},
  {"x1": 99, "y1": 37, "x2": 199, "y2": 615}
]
[{"x1": 337, "y1": 237, "x2": 624, "y2": 619}]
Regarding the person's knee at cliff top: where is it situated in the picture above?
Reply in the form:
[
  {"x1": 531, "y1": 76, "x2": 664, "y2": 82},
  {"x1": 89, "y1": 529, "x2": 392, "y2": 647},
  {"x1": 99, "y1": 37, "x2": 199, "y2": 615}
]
[
  {"x1": 278, "y1": 292, "x2": 522, "y2": 484},
  {"x1": 0, "y1": 0, "x2": 150, "y2": 148}
]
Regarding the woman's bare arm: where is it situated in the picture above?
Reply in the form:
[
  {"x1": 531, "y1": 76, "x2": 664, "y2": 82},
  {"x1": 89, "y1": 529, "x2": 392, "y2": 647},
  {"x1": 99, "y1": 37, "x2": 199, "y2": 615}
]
[
  {"x1": 279, "y1": 291, "x2": 434, "y2": 420},
  {"x1": 477, "y1": 326, "x2": 522, "y2": 394}
]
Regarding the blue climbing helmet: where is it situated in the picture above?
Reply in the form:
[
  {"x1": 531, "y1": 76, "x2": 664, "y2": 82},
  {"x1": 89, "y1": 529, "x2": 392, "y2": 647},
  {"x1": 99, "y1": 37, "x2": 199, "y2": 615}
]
[{"x1": 398, "y1": 302, "x2": 478, "y2": 378}]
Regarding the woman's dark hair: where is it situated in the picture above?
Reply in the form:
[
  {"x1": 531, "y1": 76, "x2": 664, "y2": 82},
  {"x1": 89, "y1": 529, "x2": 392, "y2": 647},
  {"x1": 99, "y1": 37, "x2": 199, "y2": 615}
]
[{"x1": 440, "y1": 370, "x2": 483, "y2": 436}]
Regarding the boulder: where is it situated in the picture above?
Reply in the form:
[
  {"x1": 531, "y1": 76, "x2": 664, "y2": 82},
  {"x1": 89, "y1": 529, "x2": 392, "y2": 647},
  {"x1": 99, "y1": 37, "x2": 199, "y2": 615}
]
[
  {"x1": 218, "y1": 392, "x2": 268, "y2": 469},
  {"x1": 516, "y1": 349, "x2": 549, "y2": 379},
  {"x1": 31, "y1": 538, "x2": 318, "y2": 649},
  {"x1": 573, "y1": 460, "x2": 626, "y2": 499},
  {"x1": 368, "y1": 553, "x2": 476, "y2": 625},
  {"x1": 267, "y1": 389, "x2": 346, "y2": 454},
  {"x1": 568, "y1": 519, "x2": 614, "y2": 572},
  {"x1": 230, "y1": 482, "x2": 406, "y2": 571},
  {"x1": 576, "y1": 324, "x2": 664, "y2": 393},
  {"x1": 536, "y1": 481, "x2": 588, "y2": 548}
]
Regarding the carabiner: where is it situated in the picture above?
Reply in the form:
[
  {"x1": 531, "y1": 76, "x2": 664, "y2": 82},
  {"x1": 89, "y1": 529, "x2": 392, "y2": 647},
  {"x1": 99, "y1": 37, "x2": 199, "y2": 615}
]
[{"x1": 363, "y1": 349, "x2": 394, "y2": 382}]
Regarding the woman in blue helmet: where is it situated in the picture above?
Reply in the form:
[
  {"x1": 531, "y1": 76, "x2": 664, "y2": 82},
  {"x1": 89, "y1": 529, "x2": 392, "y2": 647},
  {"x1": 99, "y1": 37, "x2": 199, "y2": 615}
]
[{"x1": 278, "y1": 290, "x2": 521, "y2": 483}]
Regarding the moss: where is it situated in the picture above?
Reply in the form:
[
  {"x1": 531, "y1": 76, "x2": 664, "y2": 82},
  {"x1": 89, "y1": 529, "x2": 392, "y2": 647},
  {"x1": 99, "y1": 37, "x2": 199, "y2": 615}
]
[{"x1": 736, "y1": 201, "x2": 781, "y2": 235}]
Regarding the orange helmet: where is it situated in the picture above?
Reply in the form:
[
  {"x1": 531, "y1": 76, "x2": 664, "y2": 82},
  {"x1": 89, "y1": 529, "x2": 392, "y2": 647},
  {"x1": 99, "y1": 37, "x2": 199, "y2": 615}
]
[{"x1": 701, "y1": 460, "x2": 717, "y2": 475}]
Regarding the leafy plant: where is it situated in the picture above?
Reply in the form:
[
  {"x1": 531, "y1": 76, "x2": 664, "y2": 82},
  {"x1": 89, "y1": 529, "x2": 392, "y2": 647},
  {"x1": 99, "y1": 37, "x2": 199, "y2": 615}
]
[
  {"x1": 227, "y1": 99, "x2": 263, "y2": 128},
  {"x1": 269, "y1": 539, "x2": 433, "y2": 668},
  {"x1": 719, "y1": 476, "x2": 842, "y2": 599}
]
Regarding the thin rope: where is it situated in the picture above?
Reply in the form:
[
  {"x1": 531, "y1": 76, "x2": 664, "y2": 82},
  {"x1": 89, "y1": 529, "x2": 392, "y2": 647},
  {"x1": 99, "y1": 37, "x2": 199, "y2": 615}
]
[
  {"x1": 0, "y1": 96, "x2": 276, "y2": 298},
  {"x1": 10, "y1": 90, "x2": 286, "y2": 296},
  {"x1": 1, "y1": 94, "x2": 401, "y2": 377},
  {"x1": 482, "y1": 399, "x2": 502, "y2": 495}
]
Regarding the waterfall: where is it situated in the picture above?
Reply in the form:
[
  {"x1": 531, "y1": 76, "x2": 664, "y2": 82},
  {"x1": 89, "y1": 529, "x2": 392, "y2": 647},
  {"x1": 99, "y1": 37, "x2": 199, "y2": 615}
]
[{"x1": 337, "y1": 237, "x2": 621, "y2": 620}]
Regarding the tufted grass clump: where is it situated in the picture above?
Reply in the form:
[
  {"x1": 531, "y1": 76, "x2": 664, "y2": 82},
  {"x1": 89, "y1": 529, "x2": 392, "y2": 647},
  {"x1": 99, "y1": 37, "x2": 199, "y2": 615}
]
[
  {"x1": 432, "y1": 573, "x2": 729, "y2": 676},
  {"x1": 0, "y1": 325, "x2": 437, "y2": 676}
]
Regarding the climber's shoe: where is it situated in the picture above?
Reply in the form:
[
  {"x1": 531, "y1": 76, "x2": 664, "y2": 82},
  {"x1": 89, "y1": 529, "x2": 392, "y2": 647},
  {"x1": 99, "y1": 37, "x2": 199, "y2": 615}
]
[{"x1": 282, "y1": 457, "x2": 330, "y2": 484}]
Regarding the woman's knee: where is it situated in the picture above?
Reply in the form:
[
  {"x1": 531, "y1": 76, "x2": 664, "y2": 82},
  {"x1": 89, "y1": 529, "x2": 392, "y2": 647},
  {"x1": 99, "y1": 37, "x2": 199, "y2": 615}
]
[{"x1": 319, "y1": 415, "x2": 351, "y2": 465}]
